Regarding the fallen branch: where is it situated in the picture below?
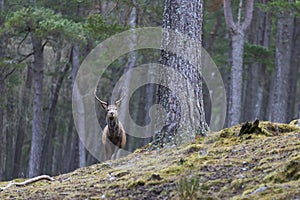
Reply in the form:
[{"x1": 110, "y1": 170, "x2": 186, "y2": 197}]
[{"x1": 0, "y1": 175, "x2": 54, "y2": 192}]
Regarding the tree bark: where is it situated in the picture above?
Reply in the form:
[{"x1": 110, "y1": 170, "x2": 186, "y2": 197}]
[
  {"x1": 29, "y1": 35, "x2": 44, "y2": 178},
  {"x1": 223, "y1": 0, "x2": 254, "y2": 127},
  {"x1": 155, "y1": 0, "x2": 208, "y2": 148},
  {"x1": 269, "y1": 3, "x2": 294, "y2": 123}
]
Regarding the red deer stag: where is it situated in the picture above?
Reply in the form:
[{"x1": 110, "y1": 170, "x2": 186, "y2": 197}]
[{"x1": 95, "y1": 91, "x2": 126, "y2": 160}]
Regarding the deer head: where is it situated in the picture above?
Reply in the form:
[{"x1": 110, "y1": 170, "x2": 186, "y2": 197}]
[{"x1": 94, "y1": 91, "x2": 125, "y2": 120}]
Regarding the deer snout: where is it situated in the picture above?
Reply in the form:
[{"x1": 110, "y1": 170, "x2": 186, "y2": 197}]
[
  {"x1": 107, "y1": 110, "x2": 118, "y2": 119},
  {"x1": 108, "y1": 110, "x2": 115, "y2": 116}
]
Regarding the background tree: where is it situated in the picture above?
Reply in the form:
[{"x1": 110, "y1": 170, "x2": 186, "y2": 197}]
[
  {"x1": 5, "y1": 6, "x2": 85, "y2": 177},
  {"x1": 0, "y1": 0, "x2": 5, "y2": 180},
  {"x1": 269, "y1": 0, "x2": 295, "y2": 123},
  {"x1": 0, "y1": 0, "x2": 299, "y2": 181},
  {"x1": 240, "y1": 0, "x2": 273, "y2": 122},
  {"x1": 223, "y1": 0, "x2": 254, "y2": 127}
]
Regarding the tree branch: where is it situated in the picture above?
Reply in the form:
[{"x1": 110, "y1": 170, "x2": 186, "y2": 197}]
[
  {"x1": 17, "y1": 52, "x2": 34, "y2": 63},
  {"x1": 104, "y1": 0, "x2": 120, "y2": 16},
  {"x1": 242, "y1": 0, "x2": 254, "y2": 31},
  {"x1": 237, "y1": 0, "x2": 243, "y2": 25},
  {"x1": 223, "y1": 0, "x2": 236, "y2": 32},
  {"x1": 4, "y1": 67, "x2": 17, "y2": 80},
  {"x1": 17, "y1": 31, "x2": 30, "y2": 57},
  {"x1": 41, "y1": 40, "x2": 49, "y2": 51}
]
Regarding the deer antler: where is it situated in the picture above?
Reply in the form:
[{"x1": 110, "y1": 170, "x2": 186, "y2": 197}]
[
  {"x1": 115, "y1": 89, "x2": 127, "y2": 106},
  {"x1": 94, "y1": 90, "x2": 108, "y2": 107}
]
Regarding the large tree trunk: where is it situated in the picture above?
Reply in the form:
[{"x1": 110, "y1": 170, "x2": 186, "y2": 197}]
[
  {"x1": 223, "y1": 0, "x2": 254, "y2": 127},
  {"x1": 155, "y1": 0, "x2": 208, "y2": 148},
  {"x1": 29, "y1": 35, "x2": 44, "y2": 178},
  {"x1": 269, "y1": 4, "x2": 294, "y2": 123}
]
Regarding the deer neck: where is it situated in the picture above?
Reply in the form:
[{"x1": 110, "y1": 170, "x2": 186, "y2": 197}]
[{"x1": 107, "y1": 117, "x2": 119, "y2": 131}]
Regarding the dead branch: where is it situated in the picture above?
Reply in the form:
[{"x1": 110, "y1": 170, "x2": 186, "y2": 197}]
[{"x1": 0, "y1": 175, "x2": 54, "y2": 192}]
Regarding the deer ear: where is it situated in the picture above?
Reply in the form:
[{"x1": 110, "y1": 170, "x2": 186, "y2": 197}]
[
  {"x1": 100, "y1": 102, "x2": 108, "y2": 110},
  {"x1": 115, "y1": 101, "x2": 121, "y2": 108}
]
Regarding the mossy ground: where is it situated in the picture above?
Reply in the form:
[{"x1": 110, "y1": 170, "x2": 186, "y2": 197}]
[{"x1": 1, "y1": 121, "x2": 299, "y2": 199}]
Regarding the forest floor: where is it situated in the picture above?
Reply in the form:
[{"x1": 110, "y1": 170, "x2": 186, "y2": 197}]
[{"x1": 0, "y1": 121, "x2": 300, "y2": 200}]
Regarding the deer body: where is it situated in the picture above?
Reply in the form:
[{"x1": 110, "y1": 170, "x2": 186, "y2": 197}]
[{"x1": 95, "y1": 92, "x2": 126, "y2": 160}]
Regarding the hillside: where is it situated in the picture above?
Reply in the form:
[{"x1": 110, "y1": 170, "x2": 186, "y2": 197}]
[{"x1": 0, "y1": 121, "x2": 299, "y2": 200}]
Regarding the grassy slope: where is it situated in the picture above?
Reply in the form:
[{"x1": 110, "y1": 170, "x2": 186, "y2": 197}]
[{"x1": 0, "y1": 121, "x2": 299, "y2": 200}]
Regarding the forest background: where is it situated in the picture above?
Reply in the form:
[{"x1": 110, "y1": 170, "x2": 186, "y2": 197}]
[{"x1": 0, "y1": 0, "x2": 299, "y2": 181}]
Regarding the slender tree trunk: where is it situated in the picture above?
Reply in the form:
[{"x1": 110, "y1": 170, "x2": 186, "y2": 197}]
[
  {"x1": 42, "y1": 53, "x2": 70, "y2": 174},
  {"x1": 119, "y1": 0, "x2": 138, "y2": 153},
  {"x1": 5, "y1": 95, "x2": 14, "y2": 180},
  {"x1": 258, "y1": 4, "x2": 272, "y2": 121},
  {"x1": 223, "y1": 0, "x2": 254, "y2": 126},
  {"x1": 13, "y1": 66, "x2": 33, "y2": 178},
  {"x1": 73, "y1": 3, "x2": 86, "y2": 168},
  {"x1": 207, "y1": 14, "x2": 221, "y2": 56},
  {"x1": 228, "y1": 32, "x2": 244, "y2": 125},
  {"x1": 29, "y1": 35, "x2": 44, "y2": 178},
  {"x1": 269, "y1": 3, "x2": 294, "y2": 123},
  {"x1": 260, "y1": 4, "x2": 272, "y2": 120},
  {"x1": 243, "y1": 0, "x2": 271, "y2": 121},
  {"x1": 298, "y1": 101, "x2": 300, "y2": 119},
  {"x1": 72, "y1": 45, "x2": 86, "y2": 168},
  {"x1": 0, "y1": 0, "x2": 5, "y2": 180},
  {"x1": 0, "y1": 76, "x2": 5, "y2": 180},
  {"x1": 287, "y1": 17, "x2": 300, "y2": 121},
  {"x1": 62, "y1": 111, "x2": 74, "y2": 173}
]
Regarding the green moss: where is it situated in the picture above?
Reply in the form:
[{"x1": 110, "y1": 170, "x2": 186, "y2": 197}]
[
  {"x1": 264, "y1": 156, "x2": 300, "y2": 183},
  {"x1": 160, "y1": 165, "x2": 184, "y2": 177},
  {"x1": 128, "y1": 179, "x2": 145, "y2": 188},
  {"x1": 1, "y1": 121, "x2": 299, "y2": 199},
  {"x1": 182, "y1": 144, "x2": 203, "y2": 155},
  {"x1": 261, "y1": 121, "x2": 300, "y2": 135}
]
